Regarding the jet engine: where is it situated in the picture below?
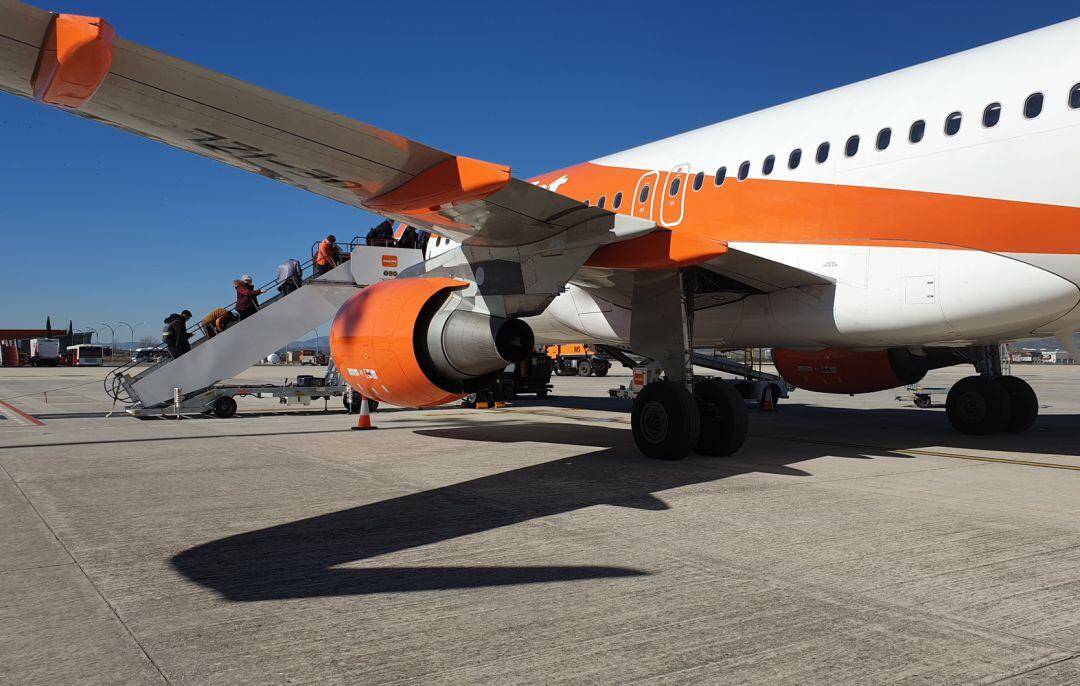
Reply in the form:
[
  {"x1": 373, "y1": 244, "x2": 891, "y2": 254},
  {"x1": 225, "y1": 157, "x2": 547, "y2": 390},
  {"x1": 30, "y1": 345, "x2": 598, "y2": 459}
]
[
  {"x1": 330, "y1": 277, "x2": 534, "y2": 407},
  {"x1": 772, "y1": 347, "x2": 959, "y2": 394}
]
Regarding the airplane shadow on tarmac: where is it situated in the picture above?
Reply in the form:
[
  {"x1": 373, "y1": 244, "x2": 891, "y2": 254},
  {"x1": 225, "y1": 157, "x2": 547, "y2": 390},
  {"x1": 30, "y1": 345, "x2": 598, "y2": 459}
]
[
  {"x1": 171, "y1": 399, "x2": 1080, "y2": 600},
  {"x1": 170, "y1": 417, "x2": 931, "y2": 601}
]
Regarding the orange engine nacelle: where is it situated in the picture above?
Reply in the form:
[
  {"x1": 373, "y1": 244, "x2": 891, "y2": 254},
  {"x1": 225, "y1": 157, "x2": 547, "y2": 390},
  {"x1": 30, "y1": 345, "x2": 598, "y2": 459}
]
[
  {"x1": 772, "y1": 347, "x2": 956, "y2": 394},
  {"x1": 330, "y1": 277, "x2": 534, "y2": 407}
]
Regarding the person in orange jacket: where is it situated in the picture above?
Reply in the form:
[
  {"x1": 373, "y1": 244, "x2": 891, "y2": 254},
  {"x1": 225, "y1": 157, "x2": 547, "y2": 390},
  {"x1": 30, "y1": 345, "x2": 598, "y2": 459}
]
[{"x1": 314, "y1": 234, "x2": 337, "y2": 276}]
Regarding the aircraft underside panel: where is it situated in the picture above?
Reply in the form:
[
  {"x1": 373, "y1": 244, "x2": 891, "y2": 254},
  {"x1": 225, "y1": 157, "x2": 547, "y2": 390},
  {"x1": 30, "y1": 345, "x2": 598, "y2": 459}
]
[{"x1": 528, "y1": 244, "x2": 1080, "y2": 349}]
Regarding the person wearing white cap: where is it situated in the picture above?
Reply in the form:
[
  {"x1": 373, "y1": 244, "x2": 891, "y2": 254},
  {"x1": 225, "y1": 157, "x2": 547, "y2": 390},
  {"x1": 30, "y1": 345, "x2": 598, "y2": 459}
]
[{"x1": 233, "y1": 274, "x2": 265, "y2": 320}]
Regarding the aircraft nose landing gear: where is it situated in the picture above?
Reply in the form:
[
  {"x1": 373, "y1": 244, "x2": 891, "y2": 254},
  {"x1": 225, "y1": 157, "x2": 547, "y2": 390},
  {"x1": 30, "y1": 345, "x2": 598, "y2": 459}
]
[{"x1": 946, "y1": 345, "x2": 1038, "y2": 435}]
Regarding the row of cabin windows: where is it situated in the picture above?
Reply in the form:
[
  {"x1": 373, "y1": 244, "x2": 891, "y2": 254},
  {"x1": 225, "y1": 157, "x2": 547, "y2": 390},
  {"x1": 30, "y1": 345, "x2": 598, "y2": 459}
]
[{"x1": 586, "y1": 84, "x2": 1080, "y2": 205}]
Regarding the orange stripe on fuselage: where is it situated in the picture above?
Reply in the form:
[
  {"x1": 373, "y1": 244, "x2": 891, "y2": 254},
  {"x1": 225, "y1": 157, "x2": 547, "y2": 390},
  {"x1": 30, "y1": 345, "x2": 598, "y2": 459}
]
[{"x1": 532, "y1": 162, "x2": 1080, "y2": 255}]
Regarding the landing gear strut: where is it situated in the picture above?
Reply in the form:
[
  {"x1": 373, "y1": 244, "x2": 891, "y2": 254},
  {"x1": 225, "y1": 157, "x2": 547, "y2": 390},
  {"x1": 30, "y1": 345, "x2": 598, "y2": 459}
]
[
  {"x1": 946, "y1": 345, "x2": 1037, "y2": 435},
  {"x1": 627, "y1": 269, "x2": 749, "y2": 460}
]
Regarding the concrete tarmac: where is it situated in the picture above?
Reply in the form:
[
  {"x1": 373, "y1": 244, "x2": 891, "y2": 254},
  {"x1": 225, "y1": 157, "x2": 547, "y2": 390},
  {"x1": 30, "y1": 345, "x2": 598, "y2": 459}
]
[{"x1": 2, "y1": 363, "x2": 1080, "y2": 684}]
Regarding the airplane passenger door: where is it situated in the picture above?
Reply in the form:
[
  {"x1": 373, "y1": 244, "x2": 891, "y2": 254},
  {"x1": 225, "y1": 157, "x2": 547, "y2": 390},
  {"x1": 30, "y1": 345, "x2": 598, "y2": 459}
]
[
  {"x1": 659, "y1": 163, "x2": 690, "y2": 227},
  {"x1": 631, "y1": 171, "x2": 660, "y2": 220}
]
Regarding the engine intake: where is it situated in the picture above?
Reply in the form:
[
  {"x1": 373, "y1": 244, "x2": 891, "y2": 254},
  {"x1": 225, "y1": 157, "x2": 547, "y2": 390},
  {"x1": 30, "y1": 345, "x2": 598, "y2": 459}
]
[{"x1": 330, "y1": 277, "x2": 534, "y2": 407}]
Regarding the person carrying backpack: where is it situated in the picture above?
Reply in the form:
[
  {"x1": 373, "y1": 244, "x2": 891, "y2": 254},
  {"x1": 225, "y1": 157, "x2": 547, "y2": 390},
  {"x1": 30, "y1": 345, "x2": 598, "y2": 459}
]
[{"x1": 162, "y1": 310, "x2": 192, "y2": 358}]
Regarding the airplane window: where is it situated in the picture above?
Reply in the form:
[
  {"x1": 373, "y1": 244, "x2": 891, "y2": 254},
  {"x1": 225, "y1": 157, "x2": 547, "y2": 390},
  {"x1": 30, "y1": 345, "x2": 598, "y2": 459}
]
[
  {"x1": 944, "y1": 111, "x2": 962, "y2": 136},
  {"x1": 613, "y1": 192, "x2": 623, "y2": 209},
  {"x1": 639, "y1": 185, "x2": 650, "y2": 203},
  {"x1": 762, "y1": 155, "x2": 775, "y2": 175},
  {"x1": 1071, "y1": 83, "x2": 1080, "y2": 109},
  {"x1": 1024, "y1": 92, "x2": 1043, "y2": 119},
  {"x1": 845, "y1": 135, "x2": 860, "y2": 157},
  {"x1": 692, "y1": 171, "x2": 705, "y2": 191},
  {"x1": 876, "y1": 128, "x2": 891, "y2": 150},
  {"x1": 597, "y1": 196, "x2": 606, "y2": 209},
  {"x1": 983, "y1": 102, "x2": 1001, "y2": 127},
  {"x1": 909, "y1": 119, "x2": 926, "y2": 143},
  {"x1": 668, "y1": 176, "x2": 681, "y2": 196},
  {"x1": 788, "y1": 148, "x2": 802, "y2": 169},
  {"x1": 436, "y1": 236, "x2": 443, "y2": 247},
  {"x1": 714, "y1": 166, "x2": 727, "y2": 186},
  {"x1": 816, "y1": 142, "x2": 830, "y2": 163},
  {"x1": 738, "y1": 161, "x2": 750, "y2": 181}
]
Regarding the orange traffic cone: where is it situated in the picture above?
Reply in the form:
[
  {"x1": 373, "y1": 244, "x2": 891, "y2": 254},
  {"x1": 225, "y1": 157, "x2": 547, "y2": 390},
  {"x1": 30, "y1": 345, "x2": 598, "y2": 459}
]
[
  {"x1": 761, "y1": 386, "x2": 777, "y2": 412},
  {"x1": 351, "y1": 395, "x2": 377, "y2": 430}
]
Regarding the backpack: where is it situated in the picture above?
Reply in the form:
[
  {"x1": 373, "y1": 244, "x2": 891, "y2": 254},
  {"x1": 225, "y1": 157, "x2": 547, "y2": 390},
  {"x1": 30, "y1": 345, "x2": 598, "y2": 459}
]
[{"x1": 162, "y1": 317, "x2": 177, "y2": 344}]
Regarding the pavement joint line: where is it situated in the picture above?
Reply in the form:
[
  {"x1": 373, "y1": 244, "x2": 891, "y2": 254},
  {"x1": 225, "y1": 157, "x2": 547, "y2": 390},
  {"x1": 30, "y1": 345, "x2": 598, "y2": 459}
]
[
  {"x1": 985, "y1": 653, "x2": 1080, "y2": 685},
  {"x1": 762, "y1": 435, "x2": 1080, "y2": 472},
  {"x1": 0, "y1": 459, "x2": 171, "y2": 684},
  {"x1": 0, "y1": 562, "x2": 75, "y2": 577},
  {"x1": 464, "y1": 407, "x2": 1080, "y2": 473}
]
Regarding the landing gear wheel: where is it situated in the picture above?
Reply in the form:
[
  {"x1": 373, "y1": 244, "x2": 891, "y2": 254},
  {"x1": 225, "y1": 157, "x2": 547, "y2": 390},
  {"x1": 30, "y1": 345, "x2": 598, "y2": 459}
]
[
  {"x1": 996, "y1": 376, "x2": 1038, "y2": 433},
  {"x1": 343, "y1": 395, "x2": 379, "y2": 413},
  {"x1": 946, "y1": 376, "x2": 1011, "y2": 435},
  {"x1": 211, "y1": 396, "x2": 237, "y2": 419},
  {"x1": 694, "y1": 380, "x2": 749, "y2": 456},
  {"x1": 631, "y1": 381, "x2": 701, "y2": 460},
  {"x1": 577, "y1": 360, "x2": 592, "y2": 377}
]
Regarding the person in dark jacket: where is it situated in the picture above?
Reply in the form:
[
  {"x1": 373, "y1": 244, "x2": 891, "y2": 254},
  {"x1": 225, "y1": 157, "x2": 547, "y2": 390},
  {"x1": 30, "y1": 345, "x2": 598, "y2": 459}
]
[
  {"x1": 234, "y1": 274, "x2": 265, "y2": 320},
  {"x1": 365, "y1": 219, "x2": 395, "y2": 247},
  {"x1": 398, "y1": 225, "x2": 420, "y2": 249},
  {"x1": 163, "y1": 310, "x2": 192, "y2": 358}
]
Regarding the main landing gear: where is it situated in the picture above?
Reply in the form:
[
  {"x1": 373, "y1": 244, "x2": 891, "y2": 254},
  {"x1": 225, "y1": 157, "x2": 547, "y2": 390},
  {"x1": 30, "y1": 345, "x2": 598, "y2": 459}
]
[
  {"x1": 627, "y1": 269, "x2": 750, "y2": 460},
  {"x1": 945, "y1": 345, "x2": 1038, "y2": 435}
]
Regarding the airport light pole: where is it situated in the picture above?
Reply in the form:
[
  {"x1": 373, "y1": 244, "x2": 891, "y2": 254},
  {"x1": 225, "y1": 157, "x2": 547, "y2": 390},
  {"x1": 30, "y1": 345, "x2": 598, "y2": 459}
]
[
  {"x1": 99, "y1": 323, "x2": 117, "y2": 349},
  {"x1": 118, "y1": 321, "x2": 143, "y2": 350}
]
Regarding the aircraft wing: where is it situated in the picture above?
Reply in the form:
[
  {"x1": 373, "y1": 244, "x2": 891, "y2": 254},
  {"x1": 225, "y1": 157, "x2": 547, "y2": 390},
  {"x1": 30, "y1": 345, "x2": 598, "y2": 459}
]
[{"x1": 0, "y1": 1, "x2": 652, "y2": 248}]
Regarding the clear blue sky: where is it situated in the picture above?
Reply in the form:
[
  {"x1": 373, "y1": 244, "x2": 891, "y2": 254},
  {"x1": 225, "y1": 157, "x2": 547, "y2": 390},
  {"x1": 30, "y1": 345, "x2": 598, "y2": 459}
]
[{"x1": 2, "y1": 1, "x2": 1078, "y2": 344}]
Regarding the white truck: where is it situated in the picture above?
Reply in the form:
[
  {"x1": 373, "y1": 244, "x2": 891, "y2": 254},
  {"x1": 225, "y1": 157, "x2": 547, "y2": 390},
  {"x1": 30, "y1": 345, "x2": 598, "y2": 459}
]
[{"x1": 29, "y1": 338, "x2": 60, "y2": 367}]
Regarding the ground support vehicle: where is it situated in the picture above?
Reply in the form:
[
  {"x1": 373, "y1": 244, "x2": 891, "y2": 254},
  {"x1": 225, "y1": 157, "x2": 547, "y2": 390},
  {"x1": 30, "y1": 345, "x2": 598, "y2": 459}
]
[
  {"x1": 604, "y1": 346, "x2": 792, "y2": 410},
  {"x1": 548, "y1": 344, "x2": 611, "y2": 377},
  {"x1": 460, "y1": 353, "x2": 554, "y2": 408}
]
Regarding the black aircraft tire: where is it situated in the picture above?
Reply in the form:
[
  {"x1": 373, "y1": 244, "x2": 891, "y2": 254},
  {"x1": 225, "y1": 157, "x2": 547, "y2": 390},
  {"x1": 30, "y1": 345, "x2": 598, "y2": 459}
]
[
  {"x1": 997, "y1": 376, "x2": 1038, "y2": 433},
  {"x1": 631, "y1": 381, "x2": 700, "y2": 460},
  {"x1": 946, "y1": 376, "x2": 1010, "y2": 435},
  {"x1": 694, "y1": 380, "x2": 749, "y2": 456}
]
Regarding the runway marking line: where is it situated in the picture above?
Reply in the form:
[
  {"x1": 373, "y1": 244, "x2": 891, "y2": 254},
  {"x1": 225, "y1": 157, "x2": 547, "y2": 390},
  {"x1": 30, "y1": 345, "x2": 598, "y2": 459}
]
[{"x1": 0, "y1": 399, "x2": 45, "y2": 427}]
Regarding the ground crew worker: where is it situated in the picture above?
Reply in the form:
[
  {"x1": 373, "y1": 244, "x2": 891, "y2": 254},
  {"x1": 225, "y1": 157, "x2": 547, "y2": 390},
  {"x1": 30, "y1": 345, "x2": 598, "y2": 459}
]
[
  {"x1": 200, "y1": 307, "x2": 237, "y2": 339},
  {"x1": 314, "y1": 235, "x2": 337, "y2": 276},
  {"x1": 162, "y1": 310, "x2": 192, "y2": 358},
  {"x1": 276, "y1": 257, "x2": 302, "y2": 296},
  {"x1": 234, "y1": 275, "x2": 264, "y2": 320}
]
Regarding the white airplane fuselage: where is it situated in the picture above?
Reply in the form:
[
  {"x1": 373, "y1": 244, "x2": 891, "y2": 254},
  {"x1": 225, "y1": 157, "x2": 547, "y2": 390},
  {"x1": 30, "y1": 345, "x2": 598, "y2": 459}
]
[{"x1": 427, "y1": 18, "x2": 1080, "y2": 351}]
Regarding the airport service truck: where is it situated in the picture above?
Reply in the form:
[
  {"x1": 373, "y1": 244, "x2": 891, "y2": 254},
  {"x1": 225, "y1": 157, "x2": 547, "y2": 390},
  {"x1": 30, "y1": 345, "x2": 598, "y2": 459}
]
[{"x1": 29, "y1": 338, "x2": 60, "y2": 367}]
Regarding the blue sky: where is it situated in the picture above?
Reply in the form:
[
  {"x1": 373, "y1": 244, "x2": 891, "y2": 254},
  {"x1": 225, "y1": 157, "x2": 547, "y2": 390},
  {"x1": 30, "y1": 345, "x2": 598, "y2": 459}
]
[{"x1": 2, "y1": 1, "x2": 1078, "y2": 344}]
